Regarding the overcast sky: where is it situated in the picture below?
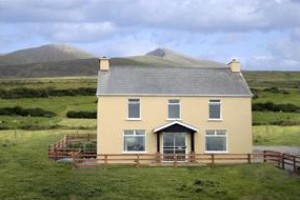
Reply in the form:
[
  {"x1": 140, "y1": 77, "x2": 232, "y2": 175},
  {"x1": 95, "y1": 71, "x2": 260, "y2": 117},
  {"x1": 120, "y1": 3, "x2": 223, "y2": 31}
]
[{"x1": 1, "y1": 0, "x2": 300, "y2": 71}]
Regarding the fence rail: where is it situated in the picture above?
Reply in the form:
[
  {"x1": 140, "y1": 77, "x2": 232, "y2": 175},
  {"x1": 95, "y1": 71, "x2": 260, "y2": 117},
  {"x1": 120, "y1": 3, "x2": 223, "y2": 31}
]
[
  {"x1": 70, "y1": 151, "x2": 300, "y2": 172},
  {"x1": 48, "y1": 135, "x2": 299, "y2": 172},
  {"x1": 48, "y1": 133, "x2": 96, "y2": 160}
]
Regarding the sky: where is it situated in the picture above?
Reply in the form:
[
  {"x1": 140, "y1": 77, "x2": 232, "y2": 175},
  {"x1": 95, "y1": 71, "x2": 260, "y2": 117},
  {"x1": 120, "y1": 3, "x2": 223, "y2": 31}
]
[{"x1": 1, "y1": 0, "x2": 300, "y2": 71}]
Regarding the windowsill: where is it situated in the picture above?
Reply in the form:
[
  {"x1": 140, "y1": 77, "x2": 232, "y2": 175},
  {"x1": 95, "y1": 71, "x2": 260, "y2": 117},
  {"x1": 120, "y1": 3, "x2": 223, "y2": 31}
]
[
  {"x1": 126, "y1": 118, "x2": 141, "y2": 121},
  {"x1": 166, "y1": 118, "x2": 182, "y2": 121},
  {"x1": 204, "y1": 151, "x2": 228, "y2": 154},
  {"x1": 122, "y1": 151, "x2": 147, "y2": 154},
  {"x1": 208, "y1": 118, "x2": 223, "y2": 122}
]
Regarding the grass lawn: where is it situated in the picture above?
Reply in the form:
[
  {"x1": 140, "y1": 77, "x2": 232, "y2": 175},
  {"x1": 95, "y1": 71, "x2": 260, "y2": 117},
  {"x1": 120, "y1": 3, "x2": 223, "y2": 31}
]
[
  {"x1": 0, "y1": 130, "x2": 300, "y2": 199},
  {"x1": 0, "y1": 96, "x2": 97, "y2": 129},
  {"x1": 253, "y1": 111, "x2": 300, "y2": 125},
  {"x1": 253, "y1": 126, "x2": 300, "y2": 146},
  {"x1": 0, "y1": 76, "x2": 97, "y2": 90}
]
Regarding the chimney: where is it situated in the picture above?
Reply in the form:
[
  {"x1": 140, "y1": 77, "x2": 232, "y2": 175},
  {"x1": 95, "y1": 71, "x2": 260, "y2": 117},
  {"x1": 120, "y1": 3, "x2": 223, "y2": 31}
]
[
  {"x1": 228, "y1": 59, "x2": 241, "y2": 73},
  {"x1": 99, "y1": 57, "x2": 110, "y2": 71}
]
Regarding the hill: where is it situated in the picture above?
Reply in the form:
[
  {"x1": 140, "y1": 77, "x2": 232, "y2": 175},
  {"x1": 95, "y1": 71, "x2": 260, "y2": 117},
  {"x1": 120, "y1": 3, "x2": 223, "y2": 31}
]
[
  {"x1": 0, "y1": 44, "x2": 95, "y2": 66},
  {"x1": 129, "y1": 48, "x2": 226, "y2": 68},
  {"x1": 0, "y1": 46, "x2": 230, "y2": 78}
]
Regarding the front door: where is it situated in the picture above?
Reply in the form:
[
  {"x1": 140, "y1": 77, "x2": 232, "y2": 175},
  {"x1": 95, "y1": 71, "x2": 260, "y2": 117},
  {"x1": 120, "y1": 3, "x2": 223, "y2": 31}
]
[{"x1": 163, "y1": 132, "x2": 186, "y2": 161}]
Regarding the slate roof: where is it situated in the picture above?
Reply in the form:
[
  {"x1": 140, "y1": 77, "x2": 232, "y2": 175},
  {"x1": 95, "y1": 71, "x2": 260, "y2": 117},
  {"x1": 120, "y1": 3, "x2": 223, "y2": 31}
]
[{"x1": 96, "y1": 65, "x2": 252, "y2": 97}]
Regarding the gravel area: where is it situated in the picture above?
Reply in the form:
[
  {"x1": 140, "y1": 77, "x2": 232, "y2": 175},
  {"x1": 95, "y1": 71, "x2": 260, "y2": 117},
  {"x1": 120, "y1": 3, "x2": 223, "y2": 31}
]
[{"x1": 254, "y1": 146, "x2": 300, "y2": 156}]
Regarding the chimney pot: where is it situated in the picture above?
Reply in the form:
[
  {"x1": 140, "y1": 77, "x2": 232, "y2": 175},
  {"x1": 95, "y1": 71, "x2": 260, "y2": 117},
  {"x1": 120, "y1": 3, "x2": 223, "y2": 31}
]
[{"x1": 99, "y1": 57, "x2": 110, "y2": 71}]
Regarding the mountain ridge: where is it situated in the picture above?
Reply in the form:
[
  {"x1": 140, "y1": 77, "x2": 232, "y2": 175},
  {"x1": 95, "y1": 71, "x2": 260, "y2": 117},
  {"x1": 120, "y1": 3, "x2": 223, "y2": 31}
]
[
  {"x1": 0, "y1": 44, "x2": 96, "y2": 66},
  {"x1": 0, "y1": 44, "x2": 228, "y2": 78}
]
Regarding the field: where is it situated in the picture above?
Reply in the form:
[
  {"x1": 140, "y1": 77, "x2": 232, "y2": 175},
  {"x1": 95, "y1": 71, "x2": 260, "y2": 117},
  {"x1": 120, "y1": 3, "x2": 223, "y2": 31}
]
[
  {"x1": 0, "y1": 72, "x2": 300, "y2": 199},
  {"x1": 253, "y1": 126, "x2": 300, "y2": 146},
  {"x1": 0, "y1": 129, "x2": 300, "y2": 200},
  {"x1": 1, "y1": 71, "x2": 300, "y2": 130}
]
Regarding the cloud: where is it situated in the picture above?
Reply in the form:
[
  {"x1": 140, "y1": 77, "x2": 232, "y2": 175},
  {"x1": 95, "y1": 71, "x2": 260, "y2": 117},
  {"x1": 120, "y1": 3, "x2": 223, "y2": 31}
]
[
  {"x1": 246, "y1": 55, "x2": 300, "y2": 71},
  {"x1": 1, "y1": 0, "x2": 300, "y2": 32},
  {"x1": 1, "y1": 0, "x2": 300, "y2": 70},
  {"x1": 270, "y1": 39, "x2": 300, "y2": 62}
]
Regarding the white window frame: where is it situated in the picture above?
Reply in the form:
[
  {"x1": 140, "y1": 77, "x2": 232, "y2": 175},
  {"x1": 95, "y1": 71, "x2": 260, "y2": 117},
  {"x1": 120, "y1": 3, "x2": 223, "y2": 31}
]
[
  {"x1": 167, "y1": 99, "x2": 181, "y2": 120},
  {"x1": 123, "y1": 130, "x2": 146, "y2": 153},
  {"x1": 127, "y1": 98, "x2": 141, "y2": 120},
  {"x1": 204, "y1": 129, "x2": 228, "y2": 153},
  {"x1": 208, "y1": 99, "x2": 222, "y2": 121}
]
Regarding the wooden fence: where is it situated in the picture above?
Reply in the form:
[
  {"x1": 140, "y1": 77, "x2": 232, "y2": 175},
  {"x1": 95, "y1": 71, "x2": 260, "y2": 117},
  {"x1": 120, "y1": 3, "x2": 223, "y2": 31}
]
[
  {"x1": 263, "y1": 150, "x2": 300, "y2": 172},
  {"x1": 48, "y1": 135, "x2": 299, "y2": 172},
  {"x1": 71, "y1": 151, "x2": 300, "y2": 172},
  {"x1": 48, "y1": 133, "x2": 96, "y2": 160}
]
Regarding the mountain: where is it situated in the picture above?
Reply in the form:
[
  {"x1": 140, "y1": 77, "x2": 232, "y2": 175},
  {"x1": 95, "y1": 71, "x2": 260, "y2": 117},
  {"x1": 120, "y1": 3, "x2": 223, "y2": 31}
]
[
  {"x1": 0, "y1": 44, "x2": 95, "y2": 66},
  {"x1": 129, "y1": 48, "x2": 226, "y2": 68},
  {"x1": 0, "y1": 46, "x2": 228, "y2": 78}
]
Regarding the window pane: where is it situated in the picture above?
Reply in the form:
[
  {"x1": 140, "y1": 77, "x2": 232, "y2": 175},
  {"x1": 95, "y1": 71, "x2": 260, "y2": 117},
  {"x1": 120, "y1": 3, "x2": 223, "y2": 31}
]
[
  {"x1": 206, "y1": 130, "x2": 215, "y2": 136},
  {"x1": 169, "y1": 99, "x2": 179, "y2": 104},
  {"x1": 216, "y1": 130, "x2": 226, "y2": 136},
  {"x1": 209, "y1": 103, "x2": 220, "y2": 119},
  {"x1": 206, "y1": 136, "x2": 226, "y2": 151},
  {"x1": 135, "y1": 130, "x2": 145, "y2": 135},
  {"x1": 128, "y1": 99, "x2": 140, "y2": 118},
  {"x1": 175, "y1": 133, "x2": 185, "y2": 146},
  {"x1": 129, "y1": 99, "x2": 139, "y2": 103},
  {"x1": 210, "y1": 100, "x2": 220, "y2": 103},
  {"x1": 124, "y1": 130, "x2": 134, "y2": 135},
  {"x1": 124, "y1": 136, "x2": 145, "y2": 151},
  {"x1": 168, "y1": 104, "x2": 180, "y2": 119}
]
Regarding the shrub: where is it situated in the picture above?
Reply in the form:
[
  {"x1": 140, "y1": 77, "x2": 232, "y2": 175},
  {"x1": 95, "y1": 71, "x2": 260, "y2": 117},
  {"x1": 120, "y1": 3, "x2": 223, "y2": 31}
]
[
  {"x1": 0, "y1": 106, "x2": 56, "y2": 117},
  {"x1": 263, "y1": 87, "x2": 290, "y2": 94},
  {"x1": 252, "y1": 101, "x2": 300, "y2": 112},
  {"x1": 0, "y1": 87, "x2": 95, "y2": 99},
  {"x1": 66, "y1": 111, "x2": 97, "y2": 119}
]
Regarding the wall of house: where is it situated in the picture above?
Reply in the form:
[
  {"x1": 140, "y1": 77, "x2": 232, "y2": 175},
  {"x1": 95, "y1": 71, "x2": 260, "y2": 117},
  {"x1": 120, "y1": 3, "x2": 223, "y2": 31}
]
[{"x1": 97, "y1": 96, "x2": 252, "y2": 155}]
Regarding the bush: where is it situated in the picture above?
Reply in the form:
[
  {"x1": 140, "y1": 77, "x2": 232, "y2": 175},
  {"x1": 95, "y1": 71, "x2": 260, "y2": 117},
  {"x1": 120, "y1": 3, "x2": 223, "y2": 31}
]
[
  {"x1": 263, "y1": 87, "x2": 290, "y2": 94},
  {"x1": 0, "y1": 87, "x2": 95, "y2": 99},
  {"x1": 66, "y1": 111, "x2": 97, "y2": 119},
  {"x1": 0, "y1": 106, "x2": 56, "y2": 117},
  {"x1": 252, "y1": 101, "x2": 300, "y2": 112}
]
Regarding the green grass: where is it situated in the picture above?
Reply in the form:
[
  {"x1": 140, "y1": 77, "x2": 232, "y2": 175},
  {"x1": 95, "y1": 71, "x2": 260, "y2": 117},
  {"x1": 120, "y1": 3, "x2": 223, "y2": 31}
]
[
  {"x1": 252, "y1": 88, "x2": 300, "y2": 107},
  {"x1": 0, "y1": 96, "x2": 97, "y2": 129},
  {"x1": 253, "y1": 126, "x2": 300, "y2": 146},
  {"x1": 244, "y1": 71, "x2": 300, "y2": 89},
  {"x1": 253, "y1": 111, "x2": 300, "y2": 125},
  {"x1": 0, "y1": 76, "x2": 97, "y2": 90},
  {"x1": 0, "y1": 130, "x2": 300, "y2": 199}
]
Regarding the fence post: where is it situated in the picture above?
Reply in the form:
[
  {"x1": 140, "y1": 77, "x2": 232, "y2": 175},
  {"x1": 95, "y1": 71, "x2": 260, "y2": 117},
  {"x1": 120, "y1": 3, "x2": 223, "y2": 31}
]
[
  {"x1": 263, "y1": 151, "x2": 267, "y2": 163},
  {"x1": 174, "y1": 154, "x2": 177, "y2": 167},
  {"x1": 104, "y1": 155, "x2": 108, "y2": 165},
  {"x1": 190, "y1": 152, "x2": 195, "y2": 163},
  {"x1": 211, "y1": 154, "x2": 215, "y2": 168},
  {"x1": 71, "y1": 152, "x2": 76, "y2": 170},
  {"x1": 293, "y1": 156, "x2": 297, "y2": 173},
  {"x1": 281, "y1": 153, "x2": 284, "y2": 169},
  {"x1": 54, "y1": 144, "x2": 57, "y2": 160},
  {"x1": 136, "y1": 154, "x2": 140, "y2": 167},
  {"x1": 156, "y1": 152, "x2": 161, "y2": 163},
  {"x1": 247, "y1": 154, "x2": 251, "y2": 164}
]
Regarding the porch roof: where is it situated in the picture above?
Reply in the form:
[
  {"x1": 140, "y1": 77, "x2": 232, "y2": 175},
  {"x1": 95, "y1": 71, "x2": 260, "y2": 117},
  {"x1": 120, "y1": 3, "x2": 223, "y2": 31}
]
[{"x1": 153, "y1": 121, "x2": 198, "y2": 133}]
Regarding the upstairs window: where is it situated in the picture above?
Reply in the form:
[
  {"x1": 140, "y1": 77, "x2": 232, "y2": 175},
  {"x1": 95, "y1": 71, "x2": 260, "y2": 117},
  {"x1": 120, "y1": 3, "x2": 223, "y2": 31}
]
[
  {"x1": 209, "y1": 99, "x2": 221, "y2": 119},
  {"x1": 205, "y1": 130, "x2": 227, "y2": 152},
  {"x1": 128, "y1": 99, "x2": 140, "y2": 119},
  {"x1": 123, "y1": 130, "x2": 145, "y2": 152},
  {"x1": 168, "y1": 99, "x2": 180, "y2": 119}
]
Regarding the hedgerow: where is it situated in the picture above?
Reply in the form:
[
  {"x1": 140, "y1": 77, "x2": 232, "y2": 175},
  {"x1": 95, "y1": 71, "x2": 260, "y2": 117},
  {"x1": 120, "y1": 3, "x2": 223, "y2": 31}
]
[{"x1": 0, "y1": 106, "x2": 56, "y2": 117}]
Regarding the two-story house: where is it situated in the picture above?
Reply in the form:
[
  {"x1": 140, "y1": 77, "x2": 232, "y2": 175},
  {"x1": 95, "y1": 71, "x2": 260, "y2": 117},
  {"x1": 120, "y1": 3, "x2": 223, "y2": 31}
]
[{"x1": 96, "y1": 58, "x2": 252, "y2": 162}]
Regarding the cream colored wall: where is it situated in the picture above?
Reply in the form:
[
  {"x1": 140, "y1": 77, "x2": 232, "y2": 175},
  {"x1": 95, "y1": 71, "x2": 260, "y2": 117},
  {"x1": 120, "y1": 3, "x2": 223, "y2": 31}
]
[{"x1": 97, "y1": 96, "x2": 252, "y2": 155}]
